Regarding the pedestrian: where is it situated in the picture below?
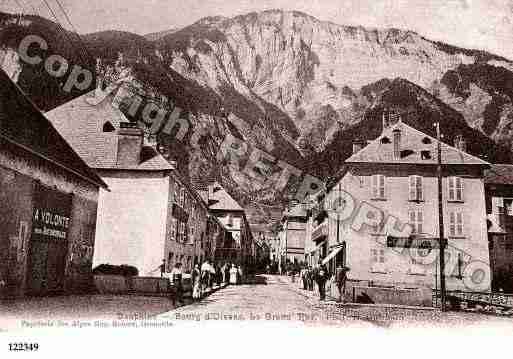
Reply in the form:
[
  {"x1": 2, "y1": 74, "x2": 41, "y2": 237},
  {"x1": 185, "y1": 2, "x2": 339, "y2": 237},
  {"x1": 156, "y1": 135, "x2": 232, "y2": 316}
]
[
  {"x1": 201, "y1": 259, "x2": 210, "y2": 292},
  {"x1": 216, "y1": 264, "x2": 222, "y2": 287},
  {"x1": 230, "y1": 264, "x2": 238, "y2": 285},
  {"x1": 237, "y1": 265, "x2": 243, "y2": 284},
  {"x1": 171, "y1": 262, "x2": 183, "y2": 306},
  {"x1": 300, "y1": 266, "x2": 308, "y2": 290},
  {"x1": 192, "y1": 264, "x2": 202, "y2": 300},
  {"x1": 308, "y1": 267, "x2": 314, "y2": 291},
  {"x1": 315, "y1": 261, "x2": 329, "y2": 301},
  {"x1": 159, "y1": 259, "x2": 166, "y2": 278},
  {"x1": 335, "y1": 265, "x2": 350, "y2": 303},
  {"x1": 224, "y1": 263, "x2": 230, "y2": 285}
]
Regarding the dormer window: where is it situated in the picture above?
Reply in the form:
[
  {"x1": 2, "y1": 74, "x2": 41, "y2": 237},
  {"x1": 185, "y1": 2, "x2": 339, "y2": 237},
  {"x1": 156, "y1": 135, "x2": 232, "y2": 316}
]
[
  {"x1": 422, "y1": 137, "x2": 432, "y2": 144},
  {"x1": 103, "y1": 121, "x2": 115, "y2": 132},
  {"x1": 380, "y1": 137, "x2": 391, "y2": 144},
  {"x1": 421, "y1": 150, "x2": 431, "y2": 160}
]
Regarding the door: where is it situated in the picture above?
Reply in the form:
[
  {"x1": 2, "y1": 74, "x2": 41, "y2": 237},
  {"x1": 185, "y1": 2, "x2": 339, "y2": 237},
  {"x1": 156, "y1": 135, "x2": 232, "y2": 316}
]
[{"x1": 26, "y1": 184, "x2": 72, "y2": 296}]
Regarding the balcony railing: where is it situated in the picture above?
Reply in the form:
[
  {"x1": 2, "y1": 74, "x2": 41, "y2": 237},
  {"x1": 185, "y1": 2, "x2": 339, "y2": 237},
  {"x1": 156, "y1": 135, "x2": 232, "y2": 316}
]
[{"x1": 311, "y1": 223, "x2": 328, "y2": 242}]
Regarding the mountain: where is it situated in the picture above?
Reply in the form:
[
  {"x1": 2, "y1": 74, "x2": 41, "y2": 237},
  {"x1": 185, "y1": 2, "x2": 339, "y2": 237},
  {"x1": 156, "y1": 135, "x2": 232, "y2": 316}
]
[{"x1": 2, "y1": 9, "x2": 513, "y2": 228}]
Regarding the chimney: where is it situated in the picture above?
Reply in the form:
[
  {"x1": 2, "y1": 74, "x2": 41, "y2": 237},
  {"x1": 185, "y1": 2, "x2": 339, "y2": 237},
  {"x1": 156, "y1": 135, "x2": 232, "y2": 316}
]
[
  {"x1": 393, "y1": 128, "x2": 401, "y2": 160},
  {"x1": 352, "y1": 138, "x2": 366, "y2": 154},
  {"x1": 116, "y1": 122, "x2": 143, "y2": 167},
  {"x1": 454, "y1": 134, "x2": 467, "y2": 153}
]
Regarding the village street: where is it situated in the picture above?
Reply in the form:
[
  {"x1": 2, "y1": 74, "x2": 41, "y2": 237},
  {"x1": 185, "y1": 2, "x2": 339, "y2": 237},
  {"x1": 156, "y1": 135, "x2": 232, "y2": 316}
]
[
  {"x1": 3, "y1": 275, "x2": 513, "y2": 332},
  {"x1": 158, "y1": 275, "x2": 513, "y2": 328}
]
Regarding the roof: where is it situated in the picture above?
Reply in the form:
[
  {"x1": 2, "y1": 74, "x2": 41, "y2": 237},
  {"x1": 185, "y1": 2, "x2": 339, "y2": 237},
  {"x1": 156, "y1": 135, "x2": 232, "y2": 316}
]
[
  {"x1": 0, "y1": 69, "x2": 106, "y2": 188},
  {"x1": 484, "y1": 164, "x2": 513, "y2": 185},
  {"x1": 45, "y1": 90, "x2": 172, "y2": 171},
  {"x1": 208, "y1": 182, "x2": 244, "y2": 212},
  {"x1": 346, "y1": 121, "x2": 490, "y2": 166}
]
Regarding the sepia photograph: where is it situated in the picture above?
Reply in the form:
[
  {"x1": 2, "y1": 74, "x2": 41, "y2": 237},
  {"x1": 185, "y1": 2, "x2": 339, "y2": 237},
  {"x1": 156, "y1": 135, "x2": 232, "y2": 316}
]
[{"x1": 1, "y1": 0, "x2": 513, "y2": 356}]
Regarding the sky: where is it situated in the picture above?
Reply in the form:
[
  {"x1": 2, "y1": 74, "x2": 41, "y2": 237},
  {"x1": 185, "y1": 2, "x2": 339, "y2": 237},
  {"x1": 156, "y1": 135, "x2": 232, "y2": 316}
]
[{"x1": 2, "y1": 0, "x2": 513, "y2": 59}]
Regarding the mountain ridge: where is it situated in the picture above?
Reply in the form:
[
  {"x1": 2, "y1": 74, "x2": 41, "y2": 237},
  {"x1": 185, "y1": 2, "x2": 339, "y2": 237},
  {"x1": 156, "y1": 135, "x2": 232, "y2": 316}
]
[{"x1": 2, "y1": 9, "x2": 513, "y2": 229}]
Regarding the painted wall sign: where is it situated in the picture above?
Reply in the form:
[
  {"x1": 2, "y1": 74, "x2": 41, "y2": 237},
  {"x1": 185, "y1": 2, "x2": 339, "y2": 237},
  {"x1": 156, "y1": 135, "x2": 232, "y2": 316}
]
[{"x1": 32, "y1": 184, "x2": 72, "y2": 241}]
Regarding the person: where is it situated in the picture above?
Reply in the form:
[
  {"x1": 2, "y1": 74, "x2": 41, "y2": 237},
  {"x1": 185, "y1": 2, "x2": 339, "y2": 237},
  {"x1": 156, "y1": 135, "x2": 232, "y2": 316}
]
[
  {"x1": 171, "y1": 262, "x2": 183, "y2": 306},
  {"x1": 335, "y1": 265, "x2": 350, "y2": 303},
  {"x1": 300, "y1": 266, "x2": 308, "y2": 290},
  {"x1": 230, "y1": 264, "x2": 238, "y2": 284},
  {"x1": 224, "y1": 263, "x2": 231, "y2": 285},
  {"x1": 192, "y1": 264, "x2": 202, "y2": 300},
  {"x1": 307, "y1": 267, "x2": 314, "y2": 291},
  {"x1": 237, "y1": 265, "x2": 243, "y2": 285},
  {"x1": 315, "y1": 262, "x2": 329, "y2": 301},
  {"x1": 215, "y1": 263, "x2": 222, "y2": 287},
  {"x1": 201, "y1": 259, "x2": 211, "y2": 292},
  {"x1": 159, "y1": 259, "x2": 166, "y2": 278}
]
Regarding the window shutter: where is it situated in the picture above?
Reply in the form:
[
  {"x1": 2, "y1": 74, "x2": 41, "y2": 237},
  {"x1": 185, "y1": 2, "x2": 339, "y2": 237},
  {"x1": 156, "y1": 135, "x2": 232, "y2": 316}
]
[
  {"x1": 416, "y1": 176, "x2": 423, "y2": 201},
  {"x1": 409, "y1": 210, "x2": 416, "y2": 233},
  {"x1": 417, "y1": 210, "x2": 423, "y2": 234},
  {"x1": 448, "y1": 177, "x2": 455, "y2": 201},
  {"x1": 379, "y1": 175, "x2": 385, "y2": 198},
  {"x1": 372, "y1": 175, "x2": 378, "y2": 198},
  {"x1": 456, "y1": 212, "x2": 463, "y2": 236},
  {"x1": 449, "y1": 212, "x2": 456, "y2": 237},
  {"x1": 409, "y1": 176, "x2": 416, "y2": 200},
  {"x1": 456, "y1": 177, "x2": 463, "y2": 201}
]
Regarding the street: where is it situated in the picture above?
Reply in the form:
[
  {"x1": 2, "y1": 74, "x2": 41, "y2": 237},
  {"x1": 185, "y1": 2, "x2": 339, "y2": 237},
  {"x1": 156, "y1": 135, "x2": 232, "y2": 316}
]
[
  {"x1": 3, "y1": 275, "x2": 513, "y2": 331},
  {"x1": 159, "y1": 275, "x2": 513, "y2": 328}
]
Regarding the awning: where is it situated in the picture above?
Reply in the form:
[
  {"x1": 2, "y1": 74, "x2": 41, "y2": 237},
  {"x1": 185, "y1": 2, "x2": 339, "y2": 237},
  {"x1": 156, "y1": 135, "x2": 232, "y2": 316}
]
[{"x1": 321, "y1": 245, "x2": 344, "y2": 265}]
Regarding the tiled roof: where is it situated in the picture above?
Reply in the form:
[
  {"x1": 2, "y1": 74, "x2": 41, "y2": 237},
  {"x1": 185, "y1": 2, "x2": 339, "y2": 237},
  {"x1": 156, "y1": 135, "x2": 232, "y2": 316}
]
[
  {"x1": 0, "y1": 69, "x2": 106, "y2": 188},
  {"x1": 346, "y1": 121, "x2": 490, "y2": 166},
  {"x1": 208, "y1": 182, "x2": 244, "y2": 212},
  {"x1": 484, "y1": 164, "x2": 513, "y2": 185},
  {"x1": 45, "y1": 90, "x2": 172, "y2": 171}
]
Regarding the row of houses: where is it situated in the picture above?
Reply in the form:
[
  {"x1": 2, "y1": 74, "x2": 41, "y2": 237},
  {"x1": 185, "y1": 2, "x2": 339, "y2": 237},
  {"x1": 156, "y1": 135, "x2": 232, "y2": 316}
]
[
  {"x1": 277, "y1": 115, "x2": 513, "y2": 293},
  {"x1": 0, "y1": 69, "x2": 259, "y2": 297}
]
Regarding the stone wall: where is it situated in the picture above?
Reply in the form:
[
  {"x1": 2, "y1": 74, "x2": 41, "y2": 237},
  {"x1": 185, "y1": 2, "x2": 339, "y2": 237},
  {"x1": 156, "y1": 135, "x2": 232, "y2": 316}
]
[{"x1": 0, "y1": 142, "x2": 99, "y2": 296}]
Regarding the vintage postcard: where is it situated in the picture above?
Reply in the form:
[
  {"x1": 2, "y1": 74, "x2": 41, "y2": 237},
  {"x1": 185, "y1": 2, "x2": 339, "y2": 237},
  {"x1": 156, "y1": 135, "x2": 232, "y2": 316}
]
[{"x1": 1, "y1": 0, "x2": 513, "y2": 356}]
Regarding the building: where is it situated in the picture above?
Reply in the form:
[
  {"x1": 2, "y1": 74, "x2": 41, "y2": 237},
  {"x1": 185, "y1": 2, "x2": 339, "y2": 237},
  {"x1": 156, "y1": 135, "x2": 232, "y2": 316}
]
[
  {"x1": 0, "y1": 69, "x2": 106, "y2": 297},
  {"x1": 205, "y1": 182, "x2": 254, "y2": 267},
  {"x1": 46, "y1": 91, "x2": 211, "y2": 276},
  {"x1": 484, "y1": 164, "x2": 513, "y2": 292},
  {"x1": 308, "y1": 119, "x2": 492, "y2": 292},
  {"x1": 277, "y1": 203, "x2": 308, "y2": 270}
]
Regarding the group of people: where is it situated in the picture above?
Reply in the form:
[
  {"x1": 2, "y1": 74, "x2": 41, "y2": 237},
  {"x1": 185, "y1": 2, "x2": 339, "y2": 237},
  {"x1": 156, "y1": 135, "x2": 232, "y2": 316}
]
[
  {"x1": 298, "y1": 262, "x2": 349, "y2": 303},
  {"x1": 165, "y1": 260, "x2": 246, "y2": 306}
]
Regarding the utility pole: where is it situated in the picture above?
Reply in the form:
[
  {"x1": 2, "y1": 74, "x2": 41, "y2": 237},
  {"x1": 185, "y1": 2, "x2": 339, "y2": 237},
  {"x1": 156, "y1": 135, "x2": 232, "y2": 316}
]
[{"x1": 436, "y1": 122, "x2": 447, "y2": 311}]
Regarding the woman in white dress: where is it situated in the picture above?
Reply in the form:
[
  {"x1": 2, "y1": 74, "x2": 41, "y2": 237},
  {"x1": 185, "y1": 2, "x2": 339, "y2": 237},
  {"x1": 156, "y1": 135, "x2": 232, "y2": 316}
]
[{"x1": 229, "y1": 264, "x2": 238, "y2": 285}]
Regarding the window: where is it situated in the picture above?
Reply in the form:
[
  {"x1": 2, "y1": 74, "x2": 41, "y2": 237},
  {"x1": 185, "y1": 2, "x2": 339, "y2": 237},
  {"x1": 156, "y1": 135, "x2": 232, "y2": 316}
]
[
  {"x1": 409, "y1": 175, "x2": 423, "y2": 201},
  {"x1": 370, "y1": 248, "x2": 386, "y2": 273},
  {"x1": 449, "y1": 211, "x2": 464, "y2": 237},
  {"x1": 371, "y1": 248, "x2": 385, "y2": 263},
  {"x1": 504, "y1": 199, "x2": 513, "y2": 216},
  {"x1": 170, "y1": 217, "x2": 177, "y2": 241},
  {"x1": 448, "y1": 177, "x2": 464, "y2": 201},
  {"x1": 102, "y1": 121, "x2": 115, "y2": 132},
  {"x1": 409, "y1": 210, "x2": 423, "y2": 234},
  {"x1": 172, "y1": 180, "x2": 178, "y2": 203},
  {"x1": 372, "y1": 175, "x2": 386, "y2": 199}
]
